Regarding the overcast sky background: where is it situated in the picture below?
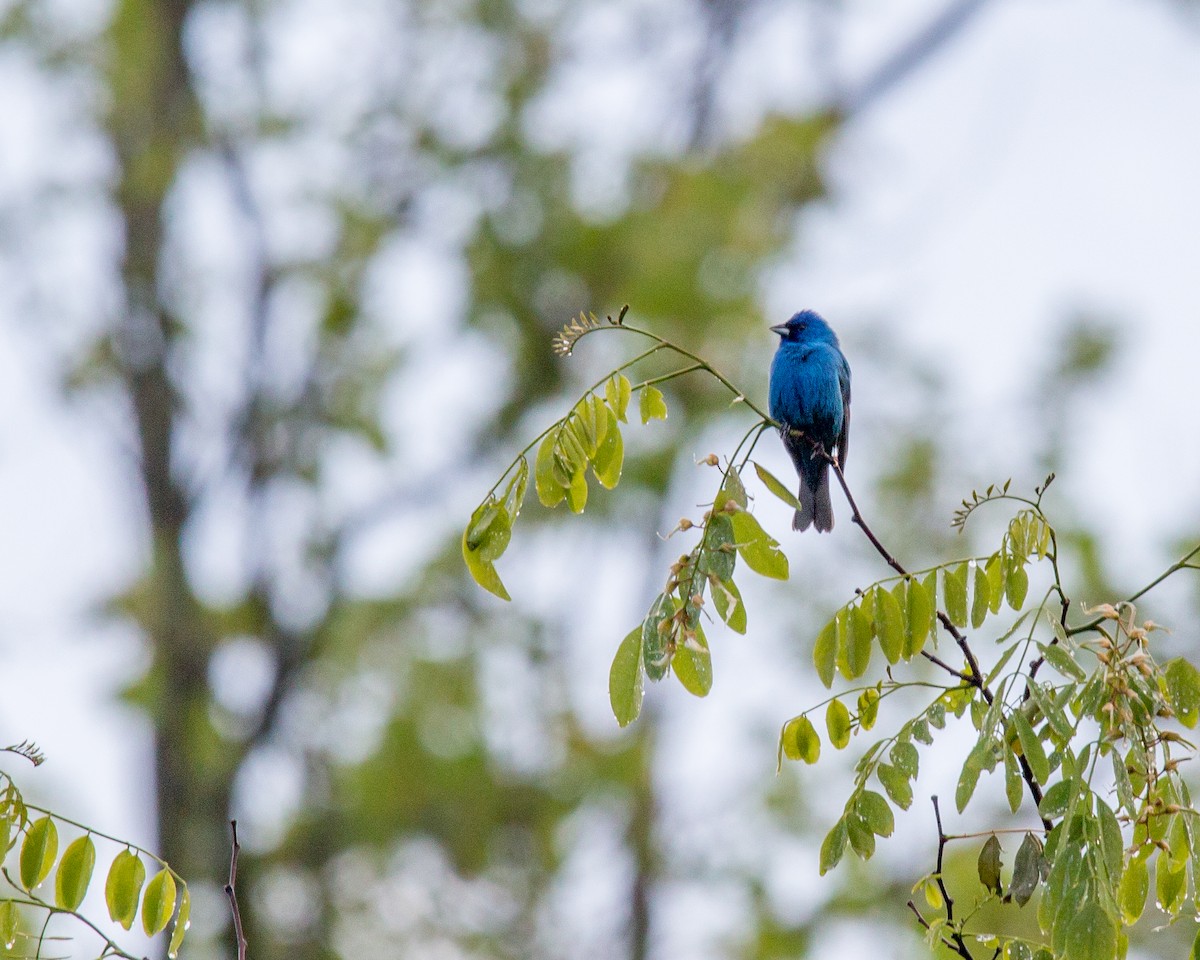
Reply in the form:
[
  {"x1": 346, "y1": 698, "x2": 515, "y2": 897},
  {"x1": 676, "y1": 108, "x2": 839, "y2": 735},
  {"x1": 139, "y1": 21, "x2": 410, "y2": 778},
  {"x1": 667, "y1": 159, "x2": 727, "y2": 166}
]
[{"x1": 3, "y1": 0, "x2": 1200, "y2": 956}]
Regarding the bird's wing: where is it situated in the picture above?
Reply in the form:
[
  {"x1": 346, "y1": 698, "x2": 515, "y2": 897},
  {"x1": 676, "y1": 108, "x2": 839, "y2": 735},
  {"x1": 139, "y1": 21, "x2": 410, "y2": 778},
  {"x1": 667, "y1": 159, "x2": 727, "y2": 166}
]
[{"x1": 836, "y1": 357, "x2": 851, "y2": 469}]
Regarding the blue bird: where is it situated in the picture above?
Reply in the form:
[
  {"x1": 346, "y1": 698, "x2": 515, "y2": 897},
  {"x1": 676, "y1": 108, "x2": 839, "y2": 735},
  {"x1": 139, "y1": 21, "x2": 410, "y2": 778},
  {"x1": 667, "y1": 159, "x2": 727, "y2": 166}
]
[{"x1": 768, "y1": 310, "x2": 851, "y2": 532}]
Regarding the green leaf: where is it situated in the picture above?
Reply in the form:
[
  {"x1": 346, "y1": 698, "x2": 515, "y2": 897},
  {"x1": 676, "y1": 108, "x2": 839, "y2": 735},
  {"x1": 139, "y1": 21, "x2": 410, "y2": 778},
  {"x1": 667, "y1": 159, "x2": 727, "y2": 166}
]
[
  {"x1": 955, "y1": 743, "x2": 986, "y2": 813},
  {"x1": 826, "y1": 699, "x2": 851, "y2": 750},
  {"x1": 1096, "y1": 797, "x2": 1123, "y2": 881},
  {"x1": 876, "y1": 763, "x2": 913, "y2": 809},
  {"x1": 168, "y1": 885, "x2": 190, "y2": 958},
  {"x1": 985, "y1": 638, "x2": 1021, "y2": 688},
  {"x1": 55, "y1": 834, "x2": 96, "y2": 911},
  {"x1": 1157, "y1": 845, "x2": 1186, "y2": 915},
  {"x1": 844, "y1": 604, "x2": 872, "y2": 680},
  {"x1": 944, "y1": 562, "x2": 968, "y2": 627},
  {"x1": 819, "y1": 818, "x2": 847, "y2": 875},
  {"x1": 673, "y1": 624, "x2": 712, "y2": 697},
  {"x1": 1003, "y1": 745, "x2": 1023, "y2": 814},
  {"x1": 813, "y1": 618, "x2": 837, "y2": 688},
  {"x1": 464, "y1": 500, "x2": 511, "y2": 561},
  {"x1": 711, "y1": 577, "x2": 746, "y2": 634},
  {"x1": 905, "y1": 577, "x2": 932, "y2": 659},
  {"x1": 592, "y1": 408, "x2": 624, "y2": 489},
  {"x1": 1118, "y1": 853, "x2": 1148, "y2": 925},
  {"x1": 1065, "y1": 900, "x2": 1116, "y2": 960},
  {"x1": 461, "y1": 498, "x2": 514, "y2": 601},
  {"x1": 857, "y1": 688, "x2": 880, "y2": 731},
  {"x1": 845, "y1": 811, "x2": 876, "y2": 859},
  {"x1": 891, "y1": 740, "x2": 919, "y2": 777},
  {"x1": 641, "y1": 595, "x2": 673, "y2": 682},
  {"x1": 566, "y1": 465, "x2": 588, "y2": 513},
  {"x1": 977, "y1": 834, "x2": 1002, "y2": 894},
  {"x1": 0, "y1": 900, "x2": 17, "y2": 950},
  {"x1": 1011, "y1": 710, "x2": 1049, "y2": 784},
  {"x1": 1029, "y1": 682, "x2": 1073, "y2": 742},
  {"x1": 700, "y1": 514, "x2": 736, "y2": 581},
  {"x1": 1168, "y1": 808, "x2": 1190, "y2": 872},
  {"x1": 857, "y1": 790, "x2": 894, "y2": 837},
  {"x1": 106, "y1": 848, "x2": 147, "y2": 931},
  {"x1": 1039, "y1": 642, "x2": 1086, "y2": 682},
  {"x1": 873, "y1": 585, "x2": 905, "y2": 664},
  {"x1": 589, "y1": 393, "x2": 609, "y2": 450},
  {"x1": 971, "y1": 564, "x2": 990, "y2": 629},
  {"x1": 501, "y1": 458, "x2": 529, "y2": 518},
  {"x1": 609, "y1": 627, "x2": 644, "y2": 727},
  {"x1": 921, "y1": 569, "x2": 939, "y2": 625},
  {"x1": 639, "y1": 385, "x2": 668, "y2": 423},
  {"x1": 1038, "y1": 779, "x2": 1076, "y2": 820},
  {"x1": 751, "y1": 460, "x2": 801, "y2": 510},
  {"x1": 781, "y1": 715, "x2": 820, "y2": 764},
  {"x1": 928, "y1": 701, "x2": 946, "y2": 729},
  {"x1": 1005, "y1": 556, "x2": 1029, "y2": 610},
  {"x1": 573, "y1": 397, "x2": 600, "y2": 456},
  {"x1": 985, "y1": 552, "x2": 1005, "y2": 613},
  {"x1": 141, "y1": 868, "x2": 177, "y2": 937},
  {"x1": 534, "y1": 431, "x2": 566, "y2": 507},
  {"x1": 1006, "y1": 942, "x2": 1033, "y2": 960},
  {"x1": 559, "y1": 417, "x2": 589, "y2": 468},
  {"x1": 1112, "y1": 750, "x2": 1135, "y2": 816},
  {"x1": 605, "y1": 373, "x2": 632, "y2": 422},
  {"x1": 1010, "y1": 833, "x2": 1044, "y2": 907},
  {"x1": 19, "y1": 816, "x2": 57, "y2": 890},
  {"x1": 1165, "y1": 658, "x2": 1200, "y2": 728},
  {"x1": 461, "y1": 530, "x2": 511, "y2": 601},
  {"x1": 1007, "y1": 515, "x2": 1028, "y2": 560},
  {"x1": 730, "y1": 510, "x2": 789, "y2": 580}
]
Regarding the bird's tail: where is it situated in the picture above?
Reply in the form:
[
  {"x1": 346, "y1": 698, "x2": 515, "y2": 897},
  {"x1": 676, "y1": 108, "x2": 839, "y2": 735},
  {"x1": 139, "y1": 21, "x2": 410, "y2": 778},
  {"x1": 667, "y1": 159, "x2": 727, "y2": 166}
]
[{"x1": 793, "y1": 462, "x2": 834, "y2": 533}]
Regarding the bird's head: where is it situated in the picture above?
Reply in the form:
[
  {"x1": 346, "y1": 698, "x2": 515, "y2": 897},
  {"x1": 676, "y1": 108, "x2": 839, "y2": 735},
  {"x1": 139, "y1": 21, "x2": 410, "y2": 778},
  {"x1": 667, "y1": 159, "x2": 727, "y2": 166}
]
[{"x1": 770, "y1": 310, "x2": 839, "y2": 346}]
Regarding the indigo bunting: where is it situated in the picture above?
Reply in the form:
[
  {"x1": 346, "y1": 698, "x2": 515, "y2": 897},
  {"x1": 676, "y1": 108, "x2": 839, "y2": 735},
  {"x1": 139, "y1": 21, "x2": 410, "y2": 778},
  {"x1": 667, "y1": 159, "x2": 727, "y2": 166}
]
[{"x1": 768, "y1": 310, "x2": 851, "y2": 532}]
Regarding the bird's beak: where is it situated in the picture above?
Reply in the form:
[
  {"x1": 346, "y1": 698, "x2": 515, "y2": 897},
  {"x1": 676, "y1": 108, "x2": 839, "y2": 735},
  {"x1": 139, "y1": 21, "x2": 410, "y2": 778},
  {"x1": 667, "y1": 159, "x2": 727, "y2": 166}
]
[{"x1": 769, "y1": 323, "x2": 789, "y2": 336}]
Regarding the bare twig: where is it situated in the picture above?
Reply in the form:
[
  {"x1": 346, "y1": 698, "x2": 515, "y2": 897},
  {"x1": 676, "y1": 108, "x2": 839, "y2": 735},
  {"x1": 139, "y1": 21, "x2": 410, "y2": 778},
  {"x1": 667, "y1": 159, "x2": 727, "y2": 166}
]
[
  {"x1": 906, "y1": 899, "x2": 959, "y2": 954},
  {"x1": 826, "y1": 456, "x2": 984, "y2": 685},
  {"x1": 1065, "y1": 543, "x2": 1200, "y2": 638},
  {"x1": 930, "y1": 796, "x2": 975, "y2": 960},
  {"x1": 225, "y1": 820, "x2": 248, "y2": 960}
]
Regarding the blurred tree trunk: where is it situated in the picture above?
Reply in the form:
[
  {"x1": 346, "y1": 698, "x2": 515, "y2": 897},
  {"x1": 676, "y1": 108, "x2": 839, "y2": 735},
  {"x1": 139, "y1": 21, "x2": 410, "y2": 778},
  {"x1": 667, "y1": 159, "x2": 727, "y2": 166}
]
[{"x1": 106, "y1": 0, "x2": 234, "y2": 940}]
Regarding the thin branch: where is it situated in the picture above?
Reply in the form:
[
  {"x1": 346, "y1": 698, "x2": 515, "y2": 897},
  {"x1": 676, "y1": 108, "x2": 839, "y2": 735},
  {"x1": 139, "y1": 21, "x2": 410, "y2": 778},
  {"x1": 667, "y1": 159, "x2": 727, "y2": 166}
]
[
  {"x1": 1066, "y1": 543, "x2": 1200, "y2": 638},
  {"x1": 566, "y1": 319, "x2": 773, "y2": 422},
  {"x1": 827, "y1": 456, "x2": 984, "y2": 685},
  {"x1": 906, "y1": 900, "x2": 960, "y2": 954},
  {"x1": 825, "y1": 454, "x2": 1049, "y2": 825},
  {"x1": 1027, "y1": 526, "x2": 1069, "y2": 683},
  {"x1": 225, "y1": 820, "x2": 248, "y2": 960},
  {"x1": 843, "y1": 0, "x2": 996, "y2": 117},
  {"x1": 931, "y1": 796, "x2": 975, "y2": 960}
]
